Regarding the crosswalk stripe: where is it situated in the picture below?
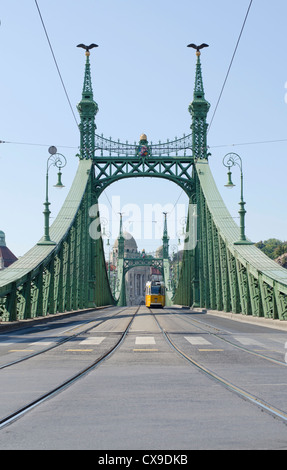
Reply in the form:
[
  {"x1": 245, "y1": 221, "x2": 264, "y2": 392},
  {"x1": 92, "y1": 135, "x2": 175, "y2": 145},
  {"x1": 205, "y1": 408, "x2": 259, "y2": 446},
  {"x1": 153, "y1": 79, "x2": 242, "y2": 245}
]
[
  {"x1": 29, "y1": 341, "x2": 53, "y2": 346},
  {"x1": 233, "y1": 336, "x2": 263, "y2": 346},
  {"x1": 135, "y1": 336, "x2": 156, "y2": 345},
  {"x1": 185, "y1": 336, "x2": 211, "y2": 345},
  {"x1": 80, "y1": 337, "x2": 106, "y2": 345}
]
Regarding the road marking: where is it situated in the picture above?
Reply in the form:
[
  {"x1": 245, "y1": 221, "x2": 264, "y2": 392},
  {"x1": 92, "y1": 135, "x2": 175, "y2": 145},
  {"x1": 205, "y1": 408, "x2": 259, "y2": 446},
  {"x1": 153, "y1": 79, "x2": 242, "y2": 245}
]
[
  {"x1": 233, "y1": 336, "x2": 263, "y2": 346},
  {"x1": 198, "y1": 349, "x2": 224, "y2": 352},
  {"x1": 65, "y1": 349, "x2": 94, "y2": 352},
  {"x1": 135, "y1": 336, "x2": 156, "y2": 345},
  {"x1": 0, "y1": 340, "x2": 26, "y2": 345},
  {"x1": 80, "y1": 337, "x2": 106, "y2": 345},
  {"x1": 133, "y1": 349, "x2": 159, "y2": 352},
  {"x1": 9, "y1": 349, "x2": 34, "y2": 352},
  {"x1": 185, "y1": 336, "x2": 211, "y2": 345},
  {"x1": 29, "y1": 341, "x2": 53, "y2": 346}
]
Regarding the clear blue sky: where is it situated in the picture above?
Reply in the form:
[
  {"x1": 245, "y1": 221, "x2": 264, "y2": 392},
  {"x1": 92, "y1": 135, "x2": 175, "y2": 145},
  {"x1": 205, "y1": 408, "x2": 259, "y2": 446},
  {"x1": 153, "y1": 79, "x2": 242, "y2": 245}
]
[{"x1": 1, "y1": 0, "x2": 287, "y2": 258}]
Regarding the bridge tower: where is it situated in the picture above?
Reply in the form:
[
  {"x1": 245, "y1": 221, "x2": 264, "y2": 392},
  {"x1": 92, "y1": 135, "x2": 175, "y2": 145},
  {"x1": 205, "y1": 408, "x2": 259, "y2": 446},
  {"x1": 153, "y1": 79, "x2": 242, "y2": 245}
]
[
  {"x1": 77, "y1": 48, "x2": 98, "y2": 160},
  {"x1": 173, "y1": 48, "x2": 210, "y2": 308},
  {"x1": 189, "y1": 49, "x2": 210, "y2": 160}
]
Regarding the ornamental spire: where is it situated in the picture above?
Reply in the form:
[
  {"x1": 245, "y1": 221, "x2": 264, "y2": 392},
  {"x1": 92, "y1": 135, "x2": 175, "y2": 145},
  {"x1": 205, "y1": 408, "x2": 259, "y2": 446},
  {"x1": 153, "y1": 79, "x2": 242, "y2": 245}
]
[
  {"x1": 117, "y1": 212, "x2": 125, "y2": 259},
  {"x1": 77, "y1": 44, "x2": 99, "y2": 160},
  {"x1": 187, "y1": 43, "x2": 210, "y2": 160},
  {"x1": 193, "y1": 52, "x2": 205, "y2": 99},
  {"x1": 162, "y1": 212, "x2": 169, "y2": 259},
  {"x1": 187, "y1": 43, "x2": 209, "y2": 99},
  {"x1": 82, "y1": 52, "x2": 94, "y2": 99}
]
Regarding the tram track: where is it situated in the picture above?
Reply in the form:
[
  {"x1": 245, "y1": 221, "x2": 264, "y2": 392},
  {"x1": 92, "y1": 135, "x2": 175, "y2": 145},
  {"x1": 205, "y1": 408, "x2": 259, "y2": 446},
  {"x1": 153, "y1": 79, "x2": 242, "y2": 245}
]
[
  {"x1": 1, "y1": 305, "x2": 287, "y2": 434},
  {"x1": 0, "y1": 306, "x2": 139, "y2": 430},
  {"x1": 168, "y1": 308, "x2": 287, "y2": 367},
  {"x1": 166, "y1": 306, "x2": 287, "y2": 367},
  {"x1": 151, "y1": 308, "x2": 287, "y2": 424},
  {"x1": 0, "y1": 306, "x2": 129, "y2": 370}
]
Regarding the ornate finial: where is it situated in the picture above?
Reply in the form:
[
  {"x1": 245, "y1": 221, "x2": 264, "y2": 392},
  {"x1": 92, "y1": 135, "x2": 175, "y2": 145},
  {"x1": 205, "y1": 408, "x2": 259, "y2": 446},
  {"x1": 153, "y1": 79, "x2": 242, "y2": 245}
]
[
  {"x1": 187, "y1": 43, "x2": 209, "y2": 55},
  {"x1": 140, "y1": 133, "x2": 147, "y2": 141},
  {"x1": 77, "y1": 43, "x2": 98, "y2": 55}
]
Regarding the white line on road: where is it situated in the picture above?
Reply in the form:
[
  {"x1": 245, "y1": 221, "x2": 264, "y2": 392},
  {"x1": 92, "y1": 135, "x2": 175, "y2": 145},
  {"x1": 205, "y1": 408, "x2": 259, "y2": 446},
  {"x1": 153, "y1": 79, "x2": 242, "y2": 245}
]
[
  {"x1": 135, "y1": 337, "x2": 156, "y2": 345},
  {"x1": 184, "y1": 336, "x2": 211, "y2": 345},
  {"x1": 80, "y1": 337, "x2": 106, "y2": 345}
]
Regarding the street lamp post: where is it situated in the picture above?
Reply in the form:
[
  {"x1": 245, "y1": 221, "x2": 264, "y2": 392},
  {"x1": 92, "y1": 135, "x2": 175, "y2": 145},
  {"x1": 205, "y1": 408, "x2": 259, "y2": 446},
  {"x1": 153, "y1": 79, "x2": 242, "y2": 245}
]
[
  {"x1": 37, "y1": 146, "x2": 67, "y2": 246},
  {"x1": 223, "y1": 152, "x2": 253, "y2": 245}
]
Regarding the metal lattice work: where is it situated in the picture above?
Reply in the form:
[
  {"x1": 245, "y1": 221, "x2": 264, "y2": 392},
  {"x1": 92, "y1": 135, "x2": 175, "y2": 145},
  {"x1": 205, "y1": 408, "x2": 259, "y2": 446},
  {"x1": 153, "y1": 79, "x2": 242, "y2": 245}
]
[
  {"x1": 123, "y1": 257, "x2": 163, "y2": 275},
  {"x1": 91, "y1": 133, "x2": 194, "y2": 157},
  {"x1": 93, "y1": 154, "x2": 194, "y2": 197}
]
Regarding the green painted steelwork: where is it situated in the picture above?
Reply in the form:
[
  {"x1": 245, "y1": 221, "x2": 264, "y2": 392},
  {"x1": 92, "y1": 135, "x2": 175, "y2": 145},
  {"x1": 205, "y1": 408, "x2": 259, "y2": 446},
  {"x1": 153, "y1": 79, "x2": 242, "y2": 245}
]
[
  {"x1": 0, "y1": 49, "x2": 114, "y2": 321},
  {"x1": 0, "y1": 159, "x2": 114, "y2": 321},
  {"x1": 173, "y1": 50, "x2": 287, "y2": 320},
  {"x1": 1, "y1": 46, "x2": 287, "y2": 321},
  {"x1": 194, "y1": 159, "x2": 287, "y2": 319},
  {"x1": 123, "y1": 257, "x2": 163, "y2": 275},
  {"x1": 77, "y1": 50, "x2": 98, "y2": 160},
  {"x1": 92, "y1": 154, "x2": 194, "y2": 198}
]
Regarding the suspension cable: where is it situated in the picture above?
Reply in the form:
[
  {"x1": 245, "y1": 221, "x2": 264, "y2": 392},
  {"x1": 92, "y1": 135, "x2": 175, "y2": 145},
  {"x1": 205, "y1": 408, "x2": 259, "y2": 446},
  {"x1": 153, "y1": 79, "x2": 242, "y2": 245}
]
[
  {"x1": 208, "y1": 0, "x2": 253, "y2": 133},
  {"x1": 34, "y1": 0, "x2": 79, "y2": 129}
]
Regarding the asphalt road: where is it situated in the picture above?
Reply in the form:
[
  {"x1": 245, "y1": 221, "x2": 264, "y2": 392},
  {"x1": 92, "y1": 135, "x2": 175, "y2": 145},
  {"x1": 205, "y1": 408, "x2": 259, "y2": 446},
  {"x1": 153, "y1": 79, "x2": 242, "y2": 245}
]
[{"x1": 0, "y1": 306, "x2": 286, "y2": 450}]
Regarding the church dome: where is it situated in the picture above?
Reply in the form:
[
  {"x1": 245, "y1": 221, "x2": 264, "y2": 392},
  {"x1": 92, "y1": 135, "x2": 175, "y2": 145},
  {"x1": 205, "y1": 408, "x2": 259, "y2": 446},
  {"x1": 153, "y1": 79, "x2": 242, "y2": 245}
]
[{"x1": 113, "y1": 232, "x2": 138, "y2": 252}]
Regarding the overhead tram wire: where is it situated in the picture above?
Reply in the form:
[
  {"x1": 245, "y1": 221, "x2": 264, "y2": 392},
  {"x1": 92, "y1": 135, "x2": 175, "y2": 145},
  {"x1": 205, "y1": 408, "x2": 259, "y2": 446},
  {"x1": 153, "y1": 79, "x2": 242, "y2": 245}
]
[
  {"x1": 3, "y1": 136, "x2": 287, "y2": 151},
  {"x1": 208, "y1": 0, "x2": 253, "y2": 133},
  {"x1": 33, "y1": 1, "x2": 121, "y2": 227},
  {"x1": 168, "y1": 0, "x2": 254, "y2": 219},
  {"x1": 34, "y1": 0, "x2": 79, "y2": 129}
]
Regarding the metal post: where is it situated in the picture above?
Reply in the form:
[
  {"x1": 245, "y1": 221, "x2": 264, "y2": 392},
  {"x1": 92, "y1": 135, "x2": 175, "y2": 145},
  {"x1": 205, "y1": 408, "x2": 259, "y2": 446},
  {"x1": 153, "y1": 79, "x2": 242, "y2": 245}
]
[
  {"x1": 223, "y1": 153, "x2": 253, "y2": 245},
  {"x1": 37, "y1": 146, "x2": 67, "y2": 246}
]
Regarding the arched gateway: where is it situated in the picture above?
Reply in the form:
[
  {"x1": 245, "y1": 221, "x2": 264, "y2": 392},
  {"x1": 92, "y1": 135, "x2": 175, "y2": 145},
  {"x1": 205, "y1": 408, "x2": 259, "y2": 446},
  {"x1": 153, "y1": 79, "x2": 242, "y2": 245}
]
[{"x1": 0, "y1": 45, "x2": 287, "y2": 321}]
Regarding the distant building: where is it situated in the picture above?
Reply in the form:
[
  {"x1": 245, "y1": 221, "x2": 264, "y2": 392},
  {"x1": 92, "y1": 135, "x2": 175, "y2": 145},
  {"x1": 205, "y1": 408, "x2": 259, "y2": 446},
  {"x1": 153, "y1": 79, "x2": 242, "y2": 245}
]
[
  {"x1": 0, "y1": 231, "x2": 18, "y2": 270},
  {"x1": 111, "y1": 231, "x2": 162, "y2": 306}
]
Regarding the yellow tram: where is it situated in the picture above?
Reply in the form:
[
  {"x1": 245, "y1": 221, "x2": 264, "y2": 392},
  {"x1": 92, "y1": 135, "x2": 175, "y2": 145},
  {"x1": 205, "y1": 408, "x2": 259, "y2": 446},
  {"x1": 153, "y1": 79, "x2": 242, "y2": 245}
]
[{"x1": 145, "y1": 281, "x2": 165, "y2": 307}]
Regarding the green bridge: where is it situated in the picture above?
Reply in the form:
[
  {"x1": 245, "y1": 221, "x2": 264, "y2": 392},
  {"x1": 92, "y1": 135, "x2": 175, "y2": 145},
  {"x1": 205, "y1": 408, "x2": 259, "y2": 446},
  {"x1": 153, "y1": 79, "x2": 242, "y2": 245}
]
[{"x1": 1, "y1": 46, "x2": 287, "y2": 322}]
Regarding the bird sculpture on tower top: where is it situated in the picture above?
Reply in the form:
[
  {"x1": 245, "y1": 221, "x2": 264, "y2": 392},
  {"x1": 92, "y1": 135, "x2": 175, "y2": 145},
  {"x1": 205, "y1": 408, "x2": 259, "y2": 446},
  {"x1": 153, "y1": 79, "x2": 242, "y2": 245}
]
[
  {"x1": 187, "y1": 43, "x2": 209, "y2": 55},
  {"x1": 77, "y1": 43, "x2": 98, "y2": 55}
]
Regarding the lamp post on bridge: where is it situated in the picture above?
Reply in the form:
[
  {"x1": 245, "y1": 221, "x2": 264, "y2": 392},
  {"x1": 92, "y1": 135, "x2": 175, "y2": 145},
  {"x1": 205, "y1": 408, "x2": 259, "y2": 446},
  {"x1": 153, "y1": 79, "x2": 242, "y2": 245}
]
[
  {"x1": 223, "y1": 152, "x2": 253, "y2": 245},
  {"x1": 37, "y1": 146, "x2": 67, "y2": 246}
]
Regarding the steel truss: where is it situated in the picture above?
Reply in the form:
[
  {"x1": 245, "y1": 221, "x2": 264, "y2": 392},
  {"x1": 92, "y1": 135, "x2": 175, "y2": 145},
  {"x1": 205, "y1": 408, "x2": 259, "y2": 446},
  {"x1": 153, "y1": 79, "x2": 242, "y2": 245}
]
[{"x1": 93, "y1": 155, "x2": 194, "y2": 197}]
